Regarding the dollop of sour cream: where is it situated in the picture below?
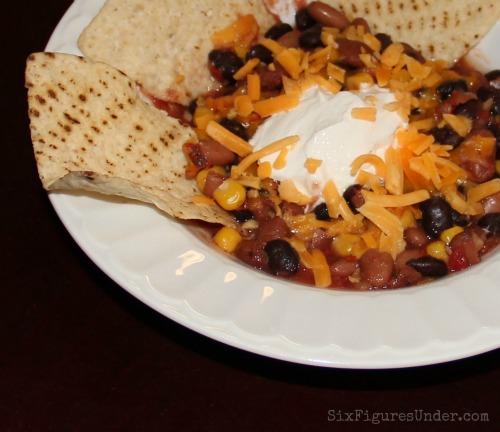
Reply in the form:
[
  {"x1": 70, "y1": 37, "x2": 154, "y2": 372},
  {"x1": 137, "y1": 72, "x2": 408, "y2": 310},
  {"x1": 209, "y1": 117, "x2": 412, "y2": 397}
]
[{"x1": 250, "y1": 85, "x2": 407, "y2": 202}]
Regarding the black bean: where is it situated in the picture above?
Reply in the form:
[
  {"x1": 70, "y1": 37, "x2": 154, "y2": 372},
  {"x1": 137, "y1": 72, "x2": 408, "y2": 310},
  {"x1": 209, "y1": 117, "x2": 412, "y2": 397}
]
[
  {"x1": 264, "y1": 239, "x2": 300, "y2": 277},
  {"x1": 430, "y1": 126, "x2": 463, "y2": 148},
  {"x1": 485, "y1": 70, "x2": 500, "y2": 82},
  {"x1": 246, "y1": 44, "x2": 273, "y2": 64},
  {"x1": 188, "y1": 99, "x2": 198, "y2": 115},
  {"x1": 298, "y1": 24, "x2": 324, "y2": 50},
  {"x1": 420, "y1": 196, "x2": 454, "y2": 238},
  {"x1": 343, "y1": 184, "x2": 365, "y2": 212},
  {"x1": 375, "y1": 33, "x2": 393, "y2": 53},
  {"x1": 477, "y1": 213, "x2": 500, "y2": 238},
  {"x1": 454, "y1": 99, "x2": 481, "y2": 121},
  {"x1": 489, "y1": 124, "x2": 500, "y2": 159},
  {"x1": 233, "y1": 210, "x2": 253, "y2": 223},
  {"x1": 451, "y1": 209, "x2": 470, "y2": 227},
  {"x1": 491, "y1": 95, "x2": 500, "y2": 115},
  {"x1": 436, "y1": 79, "x2": 468, "y2": 100},
  {"x1": 265, "y1": 23, "x2": 293, "y2": 40},
  {"x1": 313, "y1": 202, "x2": 331, "y2": 221},
  {"x1": 219, "y1": 118, "x2": 247, "y2": 140},
  {"x1": 411, "y1": 108, "x2": 425, "y2": 116},
  {"x1": 208, "y1": 49, "x2": 243, "y2": 83},
  {"x1": 295, "y1": 7, "x2": 317, "y2": 31},
  {"x1": 406, "y1": 256, "x2": 448, "y2": 278},
  {"x1": 477, "y1": 86, "x2": 498, "y2": 101}
]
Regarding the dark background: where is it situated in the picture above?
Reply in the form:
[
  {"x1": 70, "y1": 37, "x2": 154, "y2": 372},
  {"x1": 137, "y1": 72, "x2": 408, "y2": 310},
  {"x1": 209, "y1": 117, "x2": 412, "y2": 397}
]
[{"x1": 1, "y1": 1, "x2": 499, "y2": 430}]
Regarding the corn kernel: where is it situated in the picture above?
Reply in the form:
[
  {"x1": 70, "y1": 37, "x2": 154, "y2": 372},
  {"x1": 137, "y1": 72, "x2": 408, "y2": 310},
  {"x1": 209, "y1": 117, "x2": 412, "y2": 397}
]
[
  {"x1": 426, "y1": 240, "x2": 448, "y2": 262},
  {"x1": 400, "y1": 209, "x2": 416, "y2": 229},
  {"x1": 213, "y1": 179, "x2": 246, "y2": 210},
  {"x1": 332, "y1": 233, "x2": 361, "y2": 257},
  {"x1": 213, "y1": 226, "x2": 242, "y2": 253},
  {"x1": 440, "y1": 226, "x2": 464, "y2": 244}
]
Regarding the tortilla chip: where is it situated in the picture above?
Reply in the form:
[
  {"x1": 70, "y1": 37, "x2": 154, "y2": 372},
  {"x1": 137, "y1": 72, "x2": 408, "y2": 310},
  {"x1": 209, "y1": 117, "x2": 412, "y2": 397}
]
[
  {"x1": 265, "y1": 0, "x2": 500, "y2": 65},
  {"x1": 25, "y1": 52, "x2": 235, "y2": 227},
  {"x1": 78, "y1": 0, "x2": 276, "y2": 105}
]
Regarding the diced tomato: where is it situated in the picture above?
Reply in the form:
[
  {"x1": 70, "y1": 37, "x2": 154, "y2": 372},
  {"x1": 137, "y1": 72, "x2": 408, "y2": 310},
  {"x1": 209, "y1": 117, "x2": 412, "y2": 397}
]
[{"x1": 448, "y1": 246, "x2": 470, "y2": 272}]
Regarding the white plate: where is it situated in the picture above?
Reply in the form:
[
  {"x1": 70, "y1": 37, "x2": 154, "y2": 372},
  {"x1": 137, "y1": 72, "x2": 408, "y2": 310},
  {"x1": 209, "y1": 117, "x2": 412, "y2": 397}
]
[{"x1": 43, "y1": 0, "x2": 500, "y2": 369}]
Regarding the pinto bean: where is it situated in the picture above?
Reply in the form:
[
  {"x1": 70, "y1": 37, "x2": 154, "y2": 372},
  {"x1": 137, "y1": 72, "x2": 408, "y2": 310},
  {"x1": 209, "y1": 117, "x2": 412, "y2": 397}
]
[
  {"x1": 277, "y1": 29, "x2": 301, "y2": 48},
  {"x1": 350, "y1": 17, "x2": 370, "y2": 34},
  {"x1": 203, "y1": 170, "x2": 225, "y2": 198},
  {"x1": 198, "y1": 139, "x2": 236, "y2": 166},
  {"x1": 449, "y1": 230, "x2": 483, "y2": 266},
  {"x1": 481, "y1": 192, "x2": 500, "y2": 214},
  {"x1": 395, "y1": 249, "x2": 425, "y2": 284},
  {"x1": 404, "y1": 226, "x2": 430, "y2": 248},
  {"x1": 330, "y1": 257, "x2": 359, "y2": 277},
  {"x1": 235, "y1": 240, "x2": 268, "y2": 271},
  {"x1": 306, "y1": 1, "x2": 350, "y2": 30},
  {"x1": 359, "y1": 249, "x2": 394, "y2": 288},
  {"x1": 255, "y1": 65, "x2": 284, "y2": 91},
  {"x1": 247, "y1": 196, "x2": 276, "y2": 222},
  {"x1": 256, "y1": 216, "x2": 291, "y2": 242},
  {"x1": 452, "y1": 129, "x2": 496, "y2": 183},
  {"x1": 281, "y1": 201, "x2": 305, "y2": 216},
  {"x1": 309, "y1": 229, "x2": 332, "y2": 251},
  {"x1": 336, "y1": 38, "x2": 373, "y2": 68}
]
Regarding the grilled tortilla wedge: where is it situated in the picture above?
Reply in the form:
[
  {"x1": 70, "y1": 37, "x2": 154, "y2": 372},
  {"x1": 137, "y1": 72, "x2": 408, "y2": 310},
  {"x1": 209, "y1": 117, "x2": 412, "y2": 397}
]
[
  {"x1": 78, "y1": 0, "x2": 277, "y2": 105},
  {"x1": 25, "y1": 52, "x2": 235, "y2": 227},
  {"x1": 264, "y1": 0, "x2": 500, "y2": 65}
]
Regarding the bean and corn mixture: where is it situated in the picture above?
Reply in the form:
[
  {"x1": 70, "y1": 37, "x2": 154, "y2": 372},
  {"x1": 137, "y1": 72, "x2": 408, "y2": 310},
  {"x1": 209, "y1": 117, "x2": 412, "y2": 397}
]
[{"x1": 174, "y1": 2, "x2": 500, "y2": 290}]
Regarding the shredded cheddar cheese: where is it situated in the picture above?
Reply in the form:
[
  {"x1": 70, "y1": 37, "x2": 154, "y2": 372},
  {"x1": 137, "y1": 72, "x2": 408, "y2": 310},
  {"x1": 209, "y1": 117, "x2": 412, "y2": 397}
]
[
  {"x1": 205, "y1": 120, "x2": 253, "y2": 157},
  {"x1": 231, "y1": 135, "x2": 300, "y2": 179},
  {"x1": 246, "y1": 73, "x2": 261, "y2": 101},
  {"x1": 304, "y1": 158, "x2": 322, "y2": 174},
  {"x1": 357, "y1": 202, "x2": 405, "y2": 258},
  {"x1": 253, "y1": 94, "x2": 300, "y2": 117},
  {"x1": 188, "y1": 13, "x2": 500, "y2": 289},
  {"x1": 351, "y1": 107, "x2": 377, "y2": 122},
  {"x1": 467, "y1": 179, "x2": 500, "y2": 204},
  {"x1": 233, "y1": 57, "x2": 260, "y2": 81}
]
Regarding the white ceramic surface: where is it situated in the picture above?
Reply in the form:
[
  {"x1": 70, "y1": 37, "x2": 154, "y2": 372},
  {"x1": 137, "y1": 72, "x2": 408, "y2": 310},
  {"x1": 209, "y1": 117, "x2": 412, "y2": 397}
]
[{"x1": 43, "y1": 0, "x2": 500, "y2": 369}]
